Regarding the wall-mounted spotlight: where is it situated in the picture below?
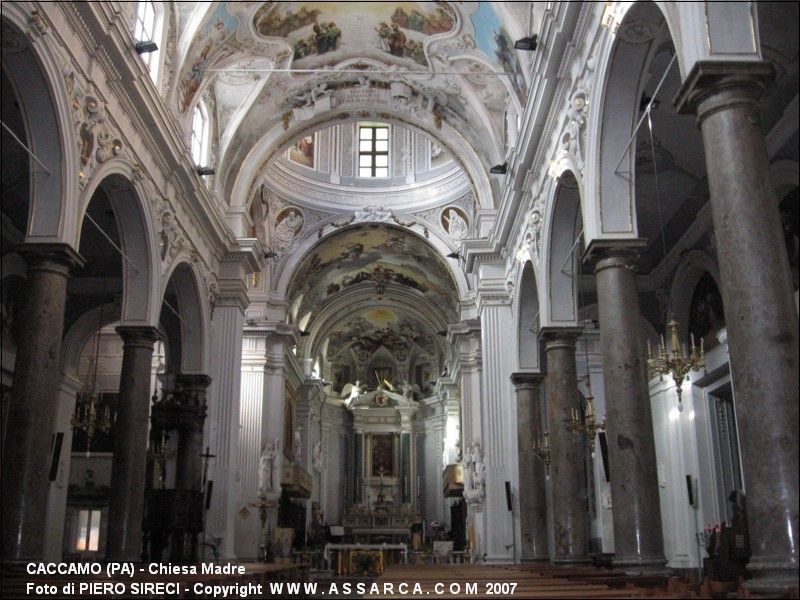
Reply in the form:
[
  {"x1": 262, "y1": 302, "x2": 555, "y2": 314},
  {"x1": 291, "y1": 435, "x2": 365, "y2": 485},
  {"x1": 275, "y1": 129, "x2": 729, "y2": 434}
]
[
  {"x1": 263, "y1": 249, "x2": 278, "y2": 259},
  {"x1": 299, "y1": 329, "x2": 310, "y2": 337},
  {"x1": 514, "y1": 35, "x2": 538, "y2": 51},
  {"x1": 447, "y1": 251, "x2": 460, "y2": 259},
  {"x1": 135, "y1": 40, "x2": 159, "y2": 54},
  {"x1": 489, "y1": 162, "x2": 508, "y2": 175},
  {"x1": 196, "y1": 166, "x2": 215, "y2": 176}
]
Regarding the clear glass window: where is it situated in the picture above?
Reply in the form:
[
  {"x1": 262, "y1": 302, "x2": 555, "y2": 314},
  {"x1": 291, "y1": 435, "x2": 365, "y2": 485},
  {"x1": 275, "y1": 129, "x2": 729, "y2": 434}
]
[
  {"x1": 75, "y1": 509, "x2": 101, "y2": 552},
  {"x1": 191, "y1": 102, "x2": 210, "y2": 167},
  {"x1": 134, "y1": 2, "x2": 161, "y2": 81},
  {"x1": 357, "y1": 125, "x2": 390, "y2": 178}
]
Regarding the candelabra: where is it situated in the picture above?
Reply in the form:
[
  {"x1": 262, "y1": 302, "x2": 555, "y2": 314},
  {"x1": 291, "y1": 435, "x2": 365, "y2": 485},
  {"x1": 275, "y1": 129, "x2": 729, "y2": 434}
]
[
  {"x1": 532, "y1": 432, "x2": 551, "y2": 478},
  {"x1": 71, "y1": 356, "x2": 111, "y2": 457},
  {"x1": 647, "y1": 318, "x2": 704, "y2": 411},
  {"x1": 567, "y1": 394, "x2": 606, "y2": 452}
]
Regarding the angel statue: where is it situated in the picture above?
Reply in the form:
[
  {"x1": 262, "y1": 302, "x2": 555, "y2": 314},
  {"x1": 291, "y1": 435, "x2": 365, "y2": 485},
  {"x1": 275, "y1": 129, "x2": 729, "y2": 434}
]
[{"x1": 342, "y1": 380, "x2": 364, "y2": 406}]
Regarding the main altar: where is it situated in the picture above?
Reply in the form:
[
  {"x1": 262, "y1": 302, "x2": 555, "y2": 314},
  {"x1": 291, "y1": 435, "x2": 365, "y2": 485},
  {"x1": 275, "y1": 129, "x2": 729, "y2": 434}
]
[{"x1": 327, "y1": 385, "x2": 421, "y2": 574}]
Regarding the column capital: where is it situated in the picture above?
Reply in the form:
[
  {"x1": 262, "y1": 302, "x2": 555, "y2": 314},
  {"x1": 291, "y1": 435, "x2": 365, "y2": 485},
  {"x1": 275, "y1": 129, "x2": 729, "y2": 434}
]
[
  {"x1": 510, "y1": 372, "x2": 544, "y2": 390},
  {"x1": 582, "y1": 238, "x2": 646, "y2": 270},
  {"x1": 538, "y1": 326, "x2": 582, "y2": 348},
  {"x1": 674, "y1": 60, "x2": 774, "y2": 121},
  {"x1": 115, "y1": 325, "x2": 162, "y2": 346},
  {"x1": 177, "y1": 373, "x2": 213, "y2": 391},
  {"x1": 17, "y1": 242, "x2": 85, "y2": 272}
]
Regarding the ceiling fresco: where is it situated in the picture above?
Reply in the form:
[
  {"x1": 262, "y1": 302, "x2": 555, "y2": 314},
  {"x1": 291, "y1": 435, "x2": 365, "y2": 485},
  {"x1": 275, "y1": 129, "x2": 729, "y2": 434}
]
[
  {"x1": 288, "y1": 223, "x2": 458, "y2": 323},
  {"x1": 252, "y1": 2, "x2": 455, "y2": 68},
  {"x1": 171, "y1": 2, "x2": 535, "y2": 200},
  {"x1": 325, "y1": 307, "x2": 438, "y2": 364}
]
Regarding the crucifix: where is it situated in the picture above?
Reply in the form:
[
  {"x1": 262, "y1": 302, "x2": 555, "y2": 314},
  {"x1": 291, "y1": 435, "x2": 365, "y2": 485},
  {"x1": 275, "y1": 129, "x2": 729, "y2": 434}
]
[{"x1": 200, "y1": 446, "x2": 216, "y2": 562}]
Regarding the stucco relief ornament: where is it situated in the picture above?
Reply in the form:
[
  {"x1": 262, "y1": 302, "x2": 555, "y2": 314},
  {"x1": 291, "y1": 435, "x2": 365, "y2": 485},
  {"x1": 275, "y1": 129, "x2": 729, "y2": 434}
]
[
  {"x1": 28, "y1": 10, "x2": 49, "y2": 36},
  {"x1": 560, "y1": 89, "x2": 589, "y2": 173},
  {"x1": 312, "y1": 441, "x2": 323, "y2": 473},
  {"x1": 354, "y1": 205, "x2": 393, "y2": 223},
  {"x1": 153, "y1": 197, "x2": 187, "y2": 261}
]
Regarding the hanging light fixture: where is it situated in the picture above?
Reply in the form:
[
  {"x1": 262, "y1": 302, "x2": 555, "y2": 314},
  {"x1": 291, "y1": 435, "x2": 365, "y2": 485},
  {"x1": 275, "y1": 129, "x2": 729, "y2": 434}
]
[
  {"x1": 647, "y1": 321, "x2": 704, "y2": 411},
  {"x1": 567, "y1": 266, "x2": 605, "y2": 451},
  {"x1": 640, "y1": 85, "x2": 704, "y2": 412},
  {"x1": 71, "y1": 272, "x2": 113, "y2": 457}
]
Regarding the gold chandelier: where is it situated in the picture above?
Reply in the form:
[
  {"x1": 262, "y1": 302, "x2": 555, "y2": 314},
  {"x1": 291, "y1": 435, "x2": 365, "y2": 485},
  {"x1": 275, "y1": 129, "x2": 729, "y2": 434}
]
[
  {"x1": 72, "y1": 336, "x2": 111, "y2": 457},
  {"x1": 647, "y1": 318, "x2": 704, "y2": 411},
  {"x1": 567, "y1": 393, "x2": 606, "y2": 452}
]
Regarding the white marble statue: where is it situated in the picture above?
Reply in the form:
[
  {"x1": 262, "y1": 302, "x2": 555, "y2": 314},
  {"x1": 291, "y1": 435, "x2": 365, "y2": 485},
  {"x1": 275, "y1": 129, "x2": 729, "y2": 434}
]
[
  {"x1": 343, "y1": 380, "x2": 363, "y2": 406},
  {"x1": 292, "y1": 429, "x2": 302, "y2": 463},
  {"x1": 312, "y1": 440, "x2": 323, "y2": 473},
  {"x1": 258, "y1": 440, "x2": 279, "y2": 495}
]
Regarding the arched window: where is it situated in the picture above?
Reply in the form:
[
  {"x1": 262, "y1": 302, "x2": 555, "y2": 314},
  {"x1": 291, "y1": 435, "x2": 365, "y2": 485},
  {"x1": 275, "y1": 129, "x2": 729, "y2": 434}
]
[
  {"x1": 191, "y1": 101, "x2": 210, "y2": 167},
  {"x1": 134, "y1": 1, "x2": 164, "y2": 82}
]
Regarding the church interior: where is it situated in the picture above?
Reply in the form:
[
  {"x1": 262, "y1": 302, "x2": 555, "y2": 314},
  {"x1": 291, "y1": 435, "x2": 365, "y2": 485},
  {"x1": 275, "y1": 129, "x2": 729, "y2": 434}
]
[{"x1": 1, "y1": 2, "x2": 798, "y2": 598}]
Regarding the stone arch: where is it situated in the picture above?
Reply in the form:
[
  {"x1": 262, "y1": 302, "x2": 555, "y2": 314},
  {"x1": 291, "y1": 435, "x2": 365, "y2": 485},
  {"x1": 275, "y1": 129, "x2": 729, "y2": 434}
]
[
  {"x1": 582, "y1": 1, "x2": 676, "y2": 243},
  {"x1": 78, "y1": 164, "x2": 160, "y2": 325},
  {"x1": 541, "y1": 169, "x2": 584, "y2": 327},
  {"x1": 230, "y1": 109, "x2": 495, "y2": 214},
  {"x1": 1, "y1": 11, "x2": 79, "y2": 244},
  {"x1": 161, "y1": 261, "x2": 208, "y2": 375},
  {"x1": 516, "y1": 260, "x2": 541, "y2": 371},
  {"x1": 61, "y1": 302, "x2": 122, "y2": 379},
  {"x1": 668, "y1": 249, "x2": 722, "y2": 345},
  {"x1": 274, "y1": 220, "x2": 471, "y2": 304}
]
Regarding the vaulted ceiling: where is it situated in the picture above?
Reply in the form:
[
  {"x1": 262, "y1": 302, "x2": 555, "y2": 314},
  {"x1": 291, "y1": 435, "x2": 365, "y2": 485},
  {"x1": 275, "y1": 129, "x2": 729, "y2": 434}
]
[{"x1": 170, "y1": 2, "x2": 541, "y2": 206}]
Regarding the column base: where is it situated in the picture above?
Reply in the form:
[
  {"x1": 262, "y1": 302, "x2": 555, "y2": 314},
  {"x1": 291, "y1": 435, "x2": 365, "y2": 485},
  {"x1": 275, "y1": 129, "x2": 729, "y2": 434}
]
[
  {"x1": 613, "y1": 559, "x2": 670, "y2": 578},
  {"x1": 552, "y1": 557, "x2": 592, "y2": 565},
  {"x1": 743, "y1": 555, "x2": 800, "y2": 596}
]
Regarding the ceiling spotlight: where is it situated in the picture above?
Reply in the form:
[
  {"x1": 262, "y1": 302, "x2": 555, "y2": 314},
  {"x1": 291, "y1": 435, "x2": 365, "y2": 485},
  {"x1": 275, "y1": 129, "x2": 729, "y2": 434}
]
[
  {"x1": 135, "y1": 40, "x2": 159, "y2": 54},
  {"x1": 437, "y1": 330, "x2": 448, "y2": 337},
  {"x1": 514, "y1": 35, "x2": 538, "y2": 51},
  {"x1": 447, "y1": 251, "x2": 460, "y2": 259},
  {"x1": 489, "y1": 162, "x2": 508, "y2": 175},
  {"x1": 299, "y1": 329, "x2": 310, "y2": 337},
  {"x1": 263, "y1": 249, "x2": 278, "y2": 259},
  {"x1": 196, "y1": 166, "x2": 215, "y2": 176}
]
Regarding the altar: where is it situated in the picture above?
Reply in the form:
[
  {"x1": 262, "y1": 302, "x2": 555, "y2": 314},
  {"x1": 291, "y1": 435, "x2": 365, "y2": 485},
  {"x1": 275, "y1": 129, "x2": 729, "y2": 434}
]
[{"x1": 323, "y1": 543, "x2": 408, "y2": 576}]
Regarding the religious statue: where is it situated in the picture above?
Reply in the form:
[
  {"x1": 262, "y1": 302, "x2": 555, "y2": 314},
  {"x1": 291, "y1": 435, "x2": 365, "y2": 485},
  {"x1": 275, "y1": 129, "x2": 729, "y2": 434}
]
[
  {"x1": 443, "y1": 207, "x2": 468, "y2": 240},
  {"x1": 400, "y1": 380, "x2": 414, "y2": 400},
  {"x1": 292, "y1": 429, "x2": 302, "y2": 464},
  {"x1": 258, "y1": 440, "x2": 278, "y2": 495},
  {"x1": 343, "y1": 380, "x2": 363, "y2": 406},
  {"x1": 462, "y1": 441, "x2": 485, "y2": 509},
  {"x1": 312, "y1": 440, "x2": 323, "y2": 472}
]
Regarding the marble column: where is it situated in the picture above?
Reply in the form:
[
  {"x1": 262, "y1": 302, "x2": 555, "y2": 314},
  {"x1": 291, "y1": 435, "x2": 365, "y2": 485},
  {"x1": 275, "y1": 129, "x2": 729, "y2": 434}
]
[
  {"x1": 106, "y1": 326, "x2": 160, "y2": 562},
  {"x1": 677, "y1": 62, "x2": 799, "y2": 593},
  {"x1": 541, "y1": 328, "x2": 588, "y2": 563},
  {"x1": 2, "y1": 243, "x2": 83, "y2": 562},
  {"x1": 205, "y1": 291, "x2": 247, "y2": 559},
  {"x1": 589, "y1": 244, "x2": 665, "y2": 570},
  {"x1": 511, "y1": 373, "x2": 549, "y2": 561}
]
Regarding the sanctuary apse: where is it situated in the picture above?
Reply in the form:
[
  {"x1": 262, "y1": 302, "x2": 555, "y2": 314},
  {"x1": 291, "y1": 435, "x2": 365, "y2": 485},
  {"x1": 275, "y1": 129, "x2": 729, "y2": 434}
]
[{"x1": 1, "y1": 1, "x2": 798, "y2": 598}]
